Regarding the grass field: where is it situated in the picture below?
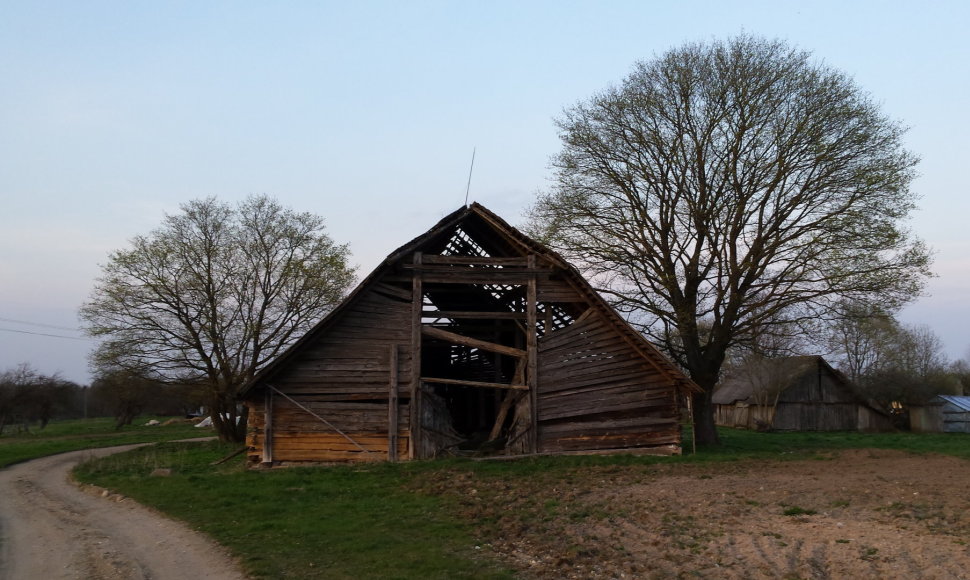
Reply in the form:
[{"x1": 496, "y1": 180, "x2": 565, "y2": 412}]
[
  {"x1": 70, "y1": 427, "x2": 970, "y2": 579},
  {"x1": 0, "y1": 416, "x2": 204, "y2": 468}
]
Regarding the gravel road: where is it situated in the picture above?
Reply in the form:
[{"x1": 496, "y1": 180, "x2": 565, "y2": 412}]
[{"x1": 0, "y1": 445, "x2": 248, "y2": 579}]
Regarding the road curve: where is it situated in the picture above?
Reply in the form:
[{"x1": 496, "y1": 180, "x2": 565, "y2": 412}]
[{"x1": 0, "y1": 444, "x2": 248, "y2": 579}]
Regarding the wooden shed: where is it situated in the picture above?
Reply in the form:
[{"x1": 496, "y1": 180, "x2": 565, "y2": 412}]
[
  {"x1": 909, "y1": 395, "x2": 970, "y2": 433},
  {"x1": 239, "y1": 203, "x2": 698, "y2": 465},
  {"x1": 713, "y1": 356, "x2": 892, "y2": 432}
]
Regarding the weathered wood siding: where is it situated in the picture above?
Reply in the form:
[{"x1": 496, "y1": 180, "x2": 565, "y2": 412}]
[
  {"x1": 772, "y1": 367, "x2": 858, "y2": 430},
  {"x1": 772, "y1": 402, "x2": 857, "y2": 431},
  {"x1": 777, "y1": 370, "x2": 856, "y2": 405},
  {"x1": 247, "y1": 398, "x2": 410, "y2": 462},
  {"x1": 536, "y1": 310, "x2": 680, "y2": 454},
  {"x1": 246, "y1": 284, "x2": 413, "y2": 463},
  {"x1": 857, "y1": 405, "x2": 894, "y2": 432}
]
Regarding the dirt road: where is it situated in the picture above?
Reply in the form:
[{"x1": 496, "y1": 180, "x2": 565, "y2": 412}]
[{"x1": 0, "y1": 445, "x2": 248, "y2": 580}]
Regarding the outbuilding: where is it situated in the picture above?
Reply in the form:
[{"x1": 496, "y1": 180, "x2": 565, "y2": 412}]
[
  {"x1": 713, "y1": 356, "x2": 892, "y2": 432},
  {"x1": 239, "y1": 203, "x2": 699, "y2": 464},
  {"x1": 909, "y1": 395, "x2": 970, "y2": 433}
]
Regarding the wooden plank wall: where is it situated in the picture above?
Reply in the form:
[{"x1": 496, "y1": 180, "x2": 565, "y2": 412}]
[
  {"x1": 247, "y1": 398, "x2": 409, "y2": 462},
  {"x1": 536, "y1": 310, "x2": 680, "y2": 453},
  {"x1": 772, "y1": 402, "x2": 858, "y2": 431},
  {"x1": 246, "y1": 284, "x2": 413, "y2": 463}
]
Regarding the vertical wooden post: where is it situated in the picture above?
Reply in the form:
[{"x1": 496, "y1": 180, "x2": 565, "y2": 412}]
[
  {"x1": 388, "y1": 344, "x2": 399, "y2": 461},
  {"x1": 526, "y1": 254, "x2": 538, "y2": 454},
  {"x1": 262, "y1": 387, "x2": 274, "y2": 465},
  {"x1": 409, "y1": 251, "x2": 423, "y2": 459}
]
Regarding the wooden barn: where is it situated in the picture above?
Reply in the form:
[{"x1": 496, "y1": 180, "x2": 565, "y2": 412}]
[
  {"x1": 713, "y1": 356, "x2": 892, "y2": 432},
  {"x1": 239, "y1": 203, "x2": 699, "y2": 465},
  {"x1": 909, "y1": 395, "x2": 970, "y2": 433}
]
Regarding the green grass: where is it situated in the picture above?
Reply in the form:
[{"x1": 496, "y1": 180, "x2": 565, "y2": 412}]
[
  {"x1": 782, "y1": 506, "x2": 818, "y2": 516},
  {"x1": 0, "y1": 416, "x2": 205, "y2": 468},
  {"x1": 689, "y1": 427, "x2": 970, "y2": 461},
  {"x1": 72, "y1": 427, "x2": 970, "y2": 579},
  {"x1": 75, "y1": 441, "x2": 514, "y2": 580}
]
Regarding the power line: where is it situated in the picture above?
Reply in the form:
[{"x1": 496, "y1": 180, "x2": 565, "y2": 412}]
[
  {"x1": 0, "y1": 316, "x2": 80, "y2": 332},
  {"x1": 0, "y1": 327, "x2": 92, "y2": 342}
]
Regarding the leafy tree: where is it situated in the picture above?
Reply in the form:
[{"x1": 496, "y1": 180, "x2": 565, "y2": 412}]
[
  {"x1": 81, "y1": 195, "x2": 356, "y2": 441},
  {"x1": 88, "y1": 370, "x2": 161, "y2": 429},
  {"x1": 826, "y1": 301, "x2": 900, "y2": 384},
  {"x1": 951, "y1": 356, "x2": 970, "y2": 396},
  {"x1": 0, "y1": 363, "x2": 83, "y2": 433},
  {"x1": 0, "y1": 363, "x2": 36, "y2": 434},
  {"x1": 529, "y1": 36, "x2": 931, "y2": 444},
  {"x1": 826, "y1": 303, "x2": 952, "y2": 410}
]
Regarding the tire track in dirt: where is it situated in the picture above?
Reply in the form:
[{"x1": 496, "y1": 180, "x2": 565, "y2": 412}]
[{"x1": 0, "y1": 445, "x2": 248, "y2": 580}]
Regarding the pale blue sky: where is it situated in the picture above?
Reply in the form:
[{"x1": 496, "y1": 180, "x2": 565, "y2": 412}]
[{"x1": 2, "y1": 1, "x2": 968, "y2": 383}]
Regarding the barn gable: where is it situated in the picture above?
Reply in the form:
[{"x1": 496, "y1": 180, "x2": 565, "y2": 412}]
[
  {"x1": 241, "y1": 203, "x2": 698, "y2": 464},
  {"x1": 713, "y1": 356, "x2": 891, "y2": 432}
]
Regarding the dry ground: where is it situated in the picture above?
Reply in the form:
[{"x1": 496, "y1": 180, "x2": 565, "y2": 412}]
[{"x1": 417, "y1": 449, "x2": 970, "y2": 580}]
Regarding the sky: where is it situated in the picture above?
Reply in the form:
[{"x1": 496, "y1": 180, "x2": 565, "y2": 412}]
[{"x1": 1, "y1": 1, "x2": 968, "y2": 385}]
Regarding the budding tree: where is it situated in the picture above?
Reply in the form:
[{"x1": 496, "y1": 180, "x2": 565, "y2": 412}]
[
  {"x1": 529, "y1": 36, "x2": 931, "y2": 444},
  {"x1": 81, "y1": 195, "x2": 356, "y2": 442}
]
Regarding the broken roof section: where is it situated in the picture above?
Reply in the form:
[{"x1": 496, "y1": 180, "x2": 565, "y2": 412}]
[{"x1": 244, "y1": 203, "x2": 695, "y2": 397}]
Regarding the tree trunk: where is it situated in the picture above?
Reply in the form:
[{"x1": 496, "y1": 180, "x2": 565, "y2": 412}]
[
  {"x1": 691, "y1": 387, "x2": 721, "y2": 446},
  {"x1": 209, "y1": 389, "x2": 246, "y2": 443},
  {"x1": 692, "y1": 391, "x2": 720, "y2": 446}
]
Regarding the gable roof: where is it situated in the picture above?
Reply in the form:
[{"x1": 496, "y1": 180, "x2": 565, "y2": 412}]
[
  {"x1": 240, "y1": 202, "x2": 699, "y2": 396},
  {"x1": 712, "y1": 355, "x2": 847, "y2": 405}
]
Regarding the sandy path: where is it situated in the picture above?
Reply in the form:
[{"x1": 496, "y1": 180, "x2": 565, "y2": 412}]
[{"x1": 0, "y1": 445, "x2": 248, "y2": 580}]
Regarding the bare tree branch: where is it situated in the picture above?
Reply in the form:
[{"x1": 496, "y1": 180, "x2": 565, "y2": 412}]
[{"x1": 528, "y1": 36, "x2": 932, "y2": 445}]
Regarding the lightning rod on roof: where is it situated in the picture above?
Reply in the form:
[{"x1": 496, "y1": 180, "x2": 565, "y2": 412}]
[{"x1": 464, "y1": 147, "x2": 476, "y2": 207}]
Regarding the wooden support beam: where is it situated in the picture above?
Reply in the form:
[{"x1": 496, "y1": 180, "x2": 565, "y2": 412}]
[
  {"x1": 262, "y1": 387, "x2": 274, "y2": 464},
  {"x1": 421, "y1": 255, "x2": 530, "y2": 266},
  {"x1": 411, "y1": 273, "x2": 534, "y2": 285},
  {"x1": 422, "y1": 310, "x2": 528, "y2": 320},
  {"x1": 421, "y1": 326, "x2": 526, "y2": 358},
  {"x1": 388, "y1": 344, "x2": 399, "y2": 462},
  {"x1": 527, "y1": 254, "x2": 539, "y2": 454},
  {"x1": 409, "y1": 252, "x2": 423, "y2": 459},
  {"x1": 420, "y1": 376, "x2": 528, "y2": 390},
  {"x1": 489, "y1": 390, "x2": 525, "y2": 441}
]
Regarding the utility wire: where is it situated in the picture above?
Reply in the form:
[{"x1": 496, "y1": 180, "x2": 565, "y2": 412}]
[
  {"x1": 0, "y1": 316, "x2": 80, "y2": 332},
  {"x1": 0, "y1": 327, "x2": 92, "y2": 341}
]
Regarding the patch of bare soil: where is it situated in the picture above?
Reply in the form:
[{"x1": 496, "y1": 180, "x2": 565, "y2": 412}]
[
  {"x1": 0, "y1": 445, "x2": 248, "y2": 580},
  {"x1": 418, "y1": 450, "x2": 970, "y2": 579}
]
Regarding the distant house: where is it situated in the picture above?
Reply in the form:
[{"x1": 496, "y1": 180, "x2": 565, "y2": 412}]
[
  {"x1": 713, "y1": 355, "x2": 892, "y2": 432},
  {"x1": 239, "y1": 203, "x2": 699, "y2": 465},
  {"x1": 909, "y1": 395, "x2": 970, "y2": 433}
]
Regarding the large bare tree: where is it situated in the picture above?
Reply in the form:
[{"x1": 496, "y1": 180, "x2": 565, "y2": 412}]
[
  {"x1": 81, "y1": 195, "x2": 356, "y2": 441},
  {"x1": 529, "y1": 36, "x2": 932, "y2": 445}
]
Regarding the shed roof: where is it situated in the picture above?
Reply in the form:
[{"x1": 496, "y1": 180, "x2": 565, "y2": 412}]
[
  {"x1": 240, "y1": 202, "x2": 699, "y2": 396},
  {"x1": 712, "y1": 355, "x2": 846, "y2": 405},
  {"x1": 937, "y1": 395, "x2": 970, "y2": 412}
]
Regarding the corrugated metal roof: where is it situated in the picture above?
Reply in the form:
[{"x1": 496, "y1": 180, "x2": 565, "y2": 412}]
[{"x1": 938, "y1": 395, "x2": 970, "y2": 412}]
